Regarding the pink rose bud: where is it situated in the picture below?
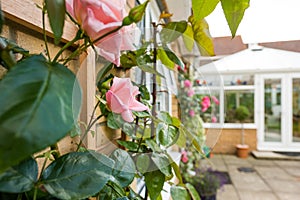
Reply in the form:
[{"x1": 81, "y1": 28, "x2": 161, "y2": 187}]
[
  {"x1": 189, "y1": 110, "x2": 195, "y2": 117},
  {"x1": 212, "y1": 96, "x2": 219, "y2": 105},
  {"x1": 106, "y1": 77, "x2": 148, "y2": 122},
  {"x1": 66, "y1": 0, "x2": 135, "y2": 66},
  {"x1": 212, "y1": 116, "x2": 217, "y2": 123},
  {"x1": 181, "y1": 150, "x2": 188, "y2": 163},
  {"x1": 184, "y1": 80, "x2": 192, "y2": 88}
]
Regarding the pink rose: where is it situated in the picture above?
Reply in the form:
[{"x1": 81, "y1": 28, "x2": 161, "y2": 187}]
[
  {"x1": 181, "y1": 150, "x2": 188, "y2": 163},
  {"x1": 106, "y1": 77, "x2": 148, "y2": 122},
  {"x1": 212, "y1": 96, "x2": 219, "y2": 105},
  {"x1": 66, "y1": 0, "x2": 135, "y2": 66},
  {"x1": 201, "y1": 96, "x2": 211, "y2": 112},
  {"x1": 187, "y1": 89, "x2": 195, "y2": 97},
  {"x1": 211, "y1": 116, "x2": 217, "y2": 123},
  {"x1": 184, "y1": 80, "x2": 192, "y2": 88},
  {"x1": 189, "y1": 110, "x2": 195, "y2": 117}
]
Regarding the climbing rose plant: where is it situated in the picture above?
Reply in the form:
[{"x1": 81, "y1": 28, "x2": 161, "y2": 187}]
[{"x1": 0, "y1": 0, "x2": 249, "y2": 199}]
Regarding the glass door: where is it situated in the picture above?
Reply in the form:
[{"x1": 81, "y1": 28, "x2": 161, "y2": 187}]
[
  {"x1": 264, "y1": 78, "x2": 282, "y2": 142},
  {"x1": 292, "y1": 78, "x2": 300, "y2": 143},
  {"x1": 258, "y1": 74, "x2": 300, "y2": 151}
]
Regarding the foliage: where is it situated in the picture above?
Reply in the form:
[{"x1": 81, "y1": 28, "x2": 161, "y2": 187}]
[
  {"x1": 235, "y1": 105, "x2": 250, "y2": 122},
  {"x1": 0, "y1": 0, "x2": 248, "y2": 199}
]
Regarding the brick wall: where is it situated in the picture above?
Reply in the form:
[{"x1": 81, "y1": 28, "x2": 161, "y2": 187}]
[{"x1": 206, "y1": 128, "x2": 257, "y2": 154}]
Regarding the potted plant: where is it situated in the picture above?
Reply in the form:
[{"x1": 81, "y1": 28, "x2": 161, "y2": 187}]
[
  {"x1": 235, "y1": 105, "x2": 250, "y2": 158},
  {"x1": 181, "y1": 165, "x2": 226, "y2": 200}
]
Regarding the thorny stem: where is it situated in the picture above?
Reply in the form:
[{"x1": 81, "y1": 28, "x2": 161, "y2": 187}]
[
  {"x1": 76, "y1": 101, "x2": 102, "y2": 151},
  {"x1": 33, "y1": 187, "x2": 38, "y2": 200},
  {"x1": 136, "y1": 120, "x2": 147, "y2": 153},
  {"x1": 42, "y1": 4, "x2": 51, "y2": 61}
]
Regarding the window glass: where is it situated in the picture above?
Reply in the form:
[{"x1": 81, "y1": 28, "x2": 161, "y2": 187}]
[{"x1": 224, "y1": 90, "x2": 254, "y2": 123}]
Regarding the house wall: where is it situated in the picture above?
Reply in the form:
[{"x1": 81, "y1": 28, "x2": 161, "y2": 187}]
[{"x1": 206, "y1": 128, "x2": 257, "y2": 154}]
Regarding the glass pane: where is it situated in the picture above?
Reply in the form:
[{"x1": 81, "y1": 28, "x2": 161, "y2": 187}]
[
  {"x1": 292, "y1": 78, "x2": 300, "y2": 142},
  {"x1": 224, "y1": 90, "x2": 254, "y2": 123},
  {"x1": 264, "y1": 79, "x2": 281, "y2": 142}
]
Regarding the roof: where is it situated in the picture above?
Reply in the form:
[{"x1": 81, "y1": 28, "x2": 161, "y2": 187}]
[{"x1": 197, "y1": 46, "x2": 300, "y2": 75}]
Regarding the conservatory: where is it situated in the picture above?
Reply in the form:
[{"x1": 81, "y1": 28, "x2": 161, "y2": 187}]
[{"x1": 196, "y1": 44, "x2": 300, "y2": 153}]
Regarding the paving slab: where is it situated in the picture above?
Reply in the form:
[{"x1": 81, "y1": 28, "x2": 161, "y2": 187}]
[
  {"x1": 237, "y1": 190, "x2": 279, "y2": 200},
  {"x1": 276, "y1": 192, "x2": 300, "y2": 200},
  {"x1": 217, "y1": 185, "x2": 239, "y2": 200}
]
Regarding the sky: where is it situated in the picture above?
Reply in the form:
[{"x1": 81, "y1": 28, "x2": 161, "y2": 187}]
[{"x1": 206, "y1": 0, "x2": 300, "y2": 43}]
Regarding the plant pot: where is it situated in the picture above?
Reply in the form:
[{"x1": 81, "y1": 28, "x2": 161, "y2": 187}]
[
  {"x1": 200, "y1": 194, "x2": 217, "y2": 200},
  {"x1": 236, "y1": 144, "x2": 249, "y2": 158}
]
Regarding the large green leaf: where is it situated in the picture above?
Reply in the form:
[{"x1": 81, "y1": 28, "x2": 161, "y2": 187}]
[
  {"x1": 109, "y1": 149, "x2": 135, "y2": 187},
  {"x1": 144, "y1": 170, "x2": 165, "y2": 200},
  {"x1": 170, "y1": 186, "x2": 191, "y2": 200},
  {"x1": 0, "y1": 55, "x2": 81, "y2": 172},
  {"x1": 157, "y1": 123, "x2": 179, "y2": 147},
  {"x1": 182, "y1": 24, "x2": 194, "y2": 52},
  {"x1": 157, "y1": 47, "x2": 175, "y2": 70},
  {"x1": 162, "y1": 45, "x2": 185, "y2": 70},
  {"x1": 42, "y1": 151, "x2": 114, "y2": 200},
  {"x1": 151, "y1": 153, "x2": 172, "y2": 178},
  {"x1": 189, "y1": 15, "x2": 215, "y2": 56},
  {"x1": 45, "y1": 0, "x2": 66, "y2": 45},
  {"x1": 221, "y1": 0, "x2": 250, "y2": 37},
  {"x1": 192, "y1": 0, "x2": 220, "y2": 20},
  {"x1": 0, "y1": 157, "x2": 38, "y2": 193},
  {"x1": 160, "y1": 21, "x2": 187, "y2": 44},
  {"x1": 136, "y1": 154, "x2": 150, "y2": 174},
  {"x1": 186, "y1": 183, "x2": 201, "y2": 200}
]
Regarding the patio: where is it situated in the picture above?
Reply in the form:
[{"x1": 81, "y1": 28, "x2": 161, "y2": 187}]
[{"x1": 202, "y1": 154, "x2": 300, "y2": 200}]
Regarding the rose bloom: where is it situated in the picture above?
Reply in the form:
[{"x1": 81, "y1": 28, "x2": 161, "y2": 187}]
[
  {"x1": 212, "y1": 96, "x2": 219, "y2": 105},
  {"x1": 66, "y1": 0, "x2": 135, "y2": 66},
  {"x1": 106, "y1": 77, "x2": 148, "y2": 122},
  {"x1": 201, "y1": 96, "x2": 211, "y2": 112},
  {"x1": 184, "y1": 80, "x2": 192, "y2": 88}
]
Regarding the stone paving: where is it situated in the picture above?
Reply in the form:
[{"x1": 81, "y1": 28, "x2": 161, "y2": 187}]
[{"x1": 202, "y1": 154, "x2": 300, "y2": 200}]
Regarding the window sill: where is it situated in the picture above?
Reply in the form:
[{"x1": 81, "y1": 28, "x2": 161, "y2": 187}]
[{"x1": 203, "y1": 123, "x2": 257, "y2": 129}]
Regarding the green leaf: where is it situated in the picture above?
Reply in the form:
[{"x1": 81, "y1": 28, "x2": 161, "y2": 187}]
[
  {"x1": 170, "y1": 185, "x2": 191, "y2": 200},
  {"x1": 189, "y1": 16, "x2": 215, "y2": 56},
  {"x1": 107, "y1": 113, "x2": 121, "y2": 129},
  {"x1": 0, "y1": 157, "x2": 38, "y2": 193},
  {"x1": 151, "y1": 153, "x2": 173, "y2": 178},
  {"x1": 0, "y1": 55, "x2": 81, "y2": 172},
  {"x1": 136, "y1": 154, "x2": 150, "y2": 174},
  {"x1": 192, "y1": 0, "x2": 220, "y2": 20},
  {"x1": 186, "y1": 183, "x2": 201, "y2": 200},
  {"x1": 139, "y1": 85, "x2": 150, "y2": 100},
  {"x1": 157, "y1": 47, "x2": 175, "y2": 70},
  {"x1": 145, "y1": 139, "x2": 162, "y2": 153},
  {"x1": 144, "y1": 170, "x2": 165, "y2": 200},
  {"x1": 109, "y1": 149, "x2": 135, "y2": 187},
  {"x1": 117, "y1": 140, "x2": 139, "y2": 151},
  {"x1": 132, "y1": 110, "x2": 150, "y2": 118},
  {"x1": 162, "y1": 45, "x2": 184, "y2": 70},
  {"x1": 158, "y1": 111, "x2": 173, "y2": 124},
  {"x1": 42, "y1": 151, "x2": 114, "y2": 200},
  {"x1": 221, "y1": 0, "x2": 250, "y2": 37},
  {"x1": 45, "y1": 0, "x2": 66, "y2": 45},
  {"x1": 98, "y1": 181, "x2": 126, "y2": 200},
  {"x1": 160, "y1": 21, "x2": 187, "y2": 44},
  {"x1": 137, "y1": 64, "x2": 165, "y2": 78},
  {"x1": 157, "y1": 123, "x2": 179, "y2": 147},
  {"x1": 170, "y1": 161, "x2": 183, "y2": 184},
  {"x1": 176, "y1": 128, "x2": 187, "y2": 148},
  {"x1": 182, "y1": 24, "x2": 194, "y2": 52}
]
